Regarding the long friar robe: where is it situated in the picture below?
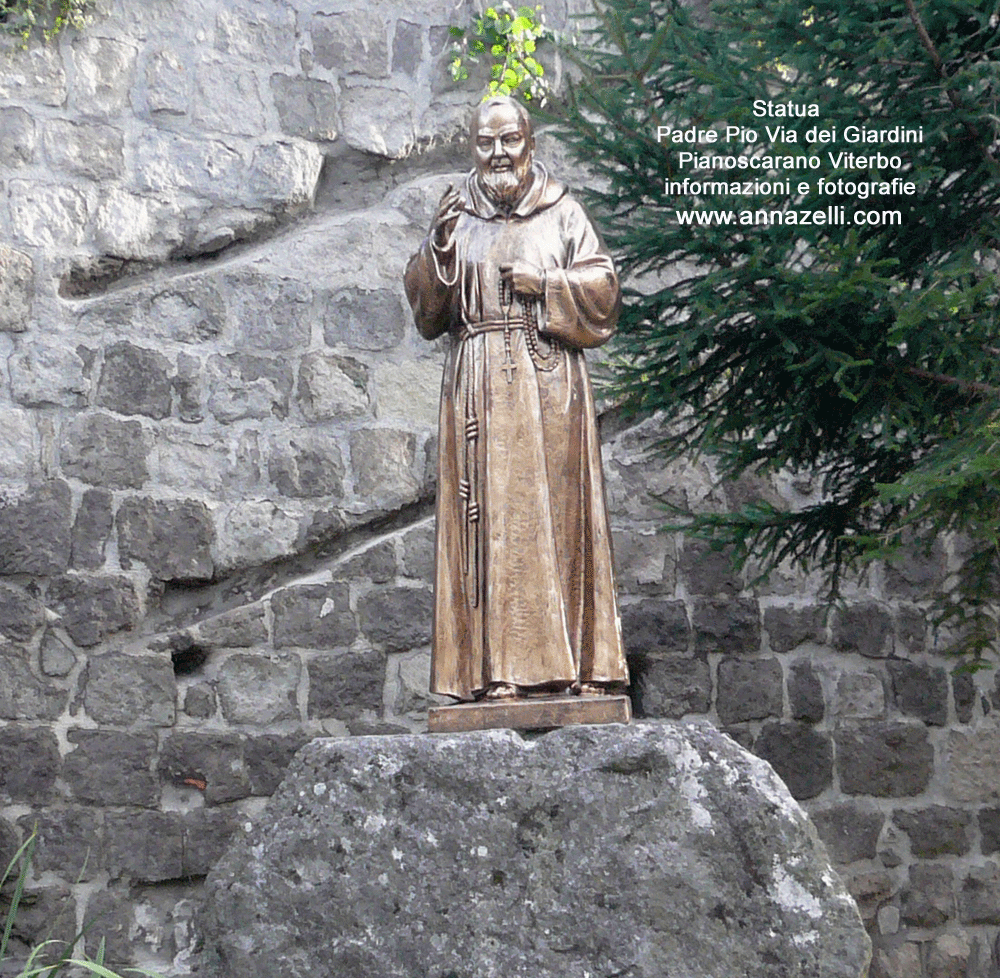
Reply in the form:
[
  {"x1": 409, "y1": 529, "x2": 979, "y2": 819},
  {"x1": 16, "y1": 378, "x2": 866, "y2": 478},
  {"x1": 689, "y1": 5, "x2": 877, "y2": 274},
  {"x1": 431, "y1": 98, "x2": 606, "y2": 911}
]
[{"x1": 404, "y1": 163, "x2": 629, "y2": 700}]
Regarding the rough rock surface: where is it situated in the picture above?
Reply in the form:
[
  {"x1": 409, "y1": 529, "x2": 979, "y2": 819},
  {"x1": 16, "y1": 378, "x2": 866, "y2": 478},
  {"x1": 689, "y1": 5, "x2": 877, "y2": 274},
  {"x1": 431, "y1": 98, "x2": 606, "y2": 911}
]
[{"x1": 200, "y1": 722, "x2": 870, "y2": 978}]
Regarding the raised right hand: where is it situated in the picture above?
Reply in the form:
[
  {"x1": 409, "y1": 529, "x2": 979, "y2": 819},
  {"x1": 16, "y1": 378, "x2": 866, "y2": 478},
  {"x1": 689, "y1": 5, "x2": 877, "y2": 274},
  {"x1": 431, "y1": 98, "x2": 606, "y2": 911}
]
[{"x1": 432, "y1": 185, "x2": 463, "y2": 248}]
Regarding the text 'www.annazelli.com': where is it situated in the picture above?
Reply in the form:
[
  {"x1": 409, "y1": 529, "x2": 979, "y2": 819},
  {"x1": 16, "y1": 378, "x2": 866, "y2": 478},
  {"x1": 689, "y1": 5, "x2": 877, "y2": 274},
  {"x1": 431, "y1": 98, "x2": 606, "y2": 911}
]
[{"x1": 675, "y1": 206, "x2": 902, "y2": 227}]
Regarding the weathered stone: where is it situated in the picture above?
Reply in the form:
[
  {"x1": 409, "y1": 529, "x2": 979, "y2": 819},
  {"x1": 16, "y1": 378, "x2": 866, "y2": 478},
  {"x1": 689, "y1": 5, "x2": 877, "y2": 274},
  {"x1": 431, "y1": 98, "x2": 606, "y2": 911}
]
[
  {"x1": 926, "y1": 933, "x2": 971, "y2": 978},
  {"x1": 0, "y1": 245, "x2": 33, "y2": 332},
  {"x1": 272, "y1": 583, "x2": 357, "y2": 650},
  {"x1": 60, "y1": 412, "x2": 150, "y2": 489},
  {"x1": 788, "y1": 659, "x2": 825, "y2": 722},
  {"x1": 71, "y1": 36, "x2": 137, "y2": 116},
  {"x1": 297, "y1": 352, "x2": 369, "y2": 422},
  {"x1": 692, "y1": 597, "x2": 760, "y2": 655},
  {"x1": 71, "y1": 488, "x2": 113, "y2": 569},
  {"x1": 80, "y1": 888, "x2": 136, "y2": 966},
  {"x1": 0, "y1": 480, "x2": 72, "y2": 576},
  {"x1": 8, "y1": 180, "x2": 89, "y2": 248},
  {"x1": 0, "y1": 725, "x2": 59, "y2": 803},
  {"x1": 64, "y1": 730, "x2": 158, "y2": 807},
  {"x1": 146, "y1": 283, "x2": 225, "y2": 344},
  {"x1": 892, "y1": 806, "x2": 972, "y2": 858},
  {"x1": 611, "y1": 526, "x2": 673, "y2": 595},
  {"x1": 887, "y1": 659, "x2": 948, "y2": 726},
  {"x1": 678, "y1": 540, "x2": 740, "y2": 595},
  {"x1": 43, "y1": 119, "x2": 124, "y2": 180},
  {"x1": 339, "y1": 83, "x2": 415, "y2": 158},
  {"x1": 201, "y1": 723, "x2": 870, "y2": 978},
  {"x1": 271, "y1": 75, "x2": 339, "y2": 140},
  {"x1": 836, "y1": 722, "x2": 933, "y2": 797},
  {"x1": 16, "y1": 807, "x2": 100, "y2": 882},
  {"x1": 106, "y1": 811, "x2": 184, "y2": 882},
  {"x1": 40, "y1": 632, "x2": 76, "y2": 677},
  {"x1": 268, "y1": 431, "x2": 345, "y2": 499},
  {"x1": 311, "y1": 10, "x2": 389, "y2": 76},
  {"x1": 981, "y1": 808, "x2": 1000, "y2": 855},
  {"x1": 144, "y1": 48, "x2": 189, "y2": 115},
  {"x1": 809, "y1": 804, "x2": 884, "y2": 865},
  {"x1": 373, "y1": 358, "x2": 444, "y2": 429},
  {"x1": 158, "y1": 732, "x2": 251, "y2": 806},
  {"x1": 350, "y1": 428, "x2": 421, "y2": 507},
  {"x1": 832, "y1": 603, "x2": 893, "y2": 659},
  {"x1": 216, "y1": 653, "x2": 300, "y2": 725},
  {"x1": 0, "y1": 42, "x2": 66, "y2": 106},
  {"x1": 390, "y1": 649, "x2": 438, "y2": 715},
  {"x1": 182, "y1": 807, "x2": 240, "y2": 878},
  {"x1": 9, "y1": 338, "x2": 90, "y2": 408},
  {"x1": 117, "y1": 496, "x2": 215, "y2": 580},
  {"x1": 392, "y1": 19, "x2": 422, "y2": 76},
  {"x1": 764, "y1": 605, "x2": 827, "y2": 653},
  {"x1": 173, "y1": 352, "x2": 204, "y2": 423},
  {"x1": 184, "y1": 684, "x2": 216, "y2": 719},
  {"x1": 948, "y1": 716, "x2": 1000, "y2": 804},
  {"x1": 244, "y1": 732, "x2": 311, "y2": 796},
  {"x1": 631, "y1": 655, "x2": 711, "y2": 718},
  {"x1": 754, "y1": 721, "x2": 833, "y2": 800},
  {"x1": 893, "y1": 604, "x2": 929, "y2": 656},
  {"x1": 358, "y1": 585, "x2": 432, "y2": 652},
  {"x1": 247, "y1": 139, "x2": 323, "y2": 210},
  {"x1": 0, "y1": 581, "x2": 45, "y2": 644},
  {"x1": 834, "y1": 670, "x2": 886, "y2": 718},
  {"x1": 401, "y1": 521, "x2": 434, "y2": 582},
  {"x1": 46, "y1": 573, "x2": 140, "y2": 648},
  {"x1": 337, "y1": 540, "x2": 396, "y2": 583},
  {"x1": 873, "y1": 943, "x2": 923, "y2": 978},
  {"x1": 308, "y1": 649, "x2": 386, "y2": 720},
  {"x1": 0, "y1": 107, "x2": 36, "y2": 167},
  {"x1": 321, "y1": 287, "x2": 408, "y2": 351},
  {"x1": 134, "y1": 129, "x2": 244, "y2": 202},
  {"x1": 194, "y1": 604, "x2": 269, "y2": 649},
  {"x1": 0, "y1": 649, "x2": 67, "y2": 721},
  {"x1": 960, "y1": 863, "x2": 1000, "y2": 925},
  {"x1": 716, "y1": 657, "x2": 783, "y2": 723},
  {"x1": 620, "y1": 598, "x2": 690, "y2": 655},
  {"x1": 208, "y1": 352, "x2": 293, "y2": 423},
  {"x1": 901, "y1": 863, "x2": 955, "y2": 926},
  {"x1": 97, "y1": 342, "x2": 173, "y2": 419},
  {"x1": 883, "y1": 538, "x2": 945, "y2": 599},
  {"x1": 7, "y1": 885, "x2": 78, "y2": 961},
  {"x1": 215, "y1": 0, "x2": 297, "y2": 59},
  {"x1": 155, "y1": 427, "x2": 262, "y2": 497},
  {"x1": 952, "y1": 670, "x2": 976, "y2": 724},
  {"x1": 84, "y1": 653, "x2": 176, "y2": 727},
  {"x1": 193, "y1": 59, "x2": 266, "y2": 136}
]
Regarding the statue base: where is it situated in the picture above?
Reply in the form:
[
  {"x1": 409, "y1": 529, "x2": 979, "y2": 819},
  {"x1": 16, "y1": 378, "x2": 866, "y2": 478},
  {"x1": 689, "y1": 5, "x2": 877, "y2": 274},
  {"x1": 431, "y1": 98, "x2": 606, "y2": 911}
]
[{"x1": 427, "y1": 693, "x2": 631, "y2": 733}]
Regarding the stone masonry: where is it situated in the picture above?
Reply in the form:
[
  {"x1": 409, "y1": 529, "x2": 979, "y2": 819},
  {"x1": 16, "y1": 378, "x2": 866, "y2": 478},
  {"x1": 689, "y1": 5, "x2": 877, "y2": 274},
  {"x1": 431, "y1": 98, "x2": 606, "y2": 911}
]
[{"x1": 0, "y1": 1, "x2": 997, "y2": 976}]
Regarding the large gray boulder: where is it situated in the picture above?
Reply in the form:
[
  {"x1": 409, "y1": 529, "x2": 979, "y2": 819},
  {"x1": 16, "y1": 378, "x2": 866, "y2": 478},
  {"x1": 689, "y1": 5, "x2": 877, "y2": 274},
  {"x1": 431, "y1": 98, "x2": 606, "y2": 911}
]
[{"x1": 200, "y1": 722, "x2": 870, "y2": 978}]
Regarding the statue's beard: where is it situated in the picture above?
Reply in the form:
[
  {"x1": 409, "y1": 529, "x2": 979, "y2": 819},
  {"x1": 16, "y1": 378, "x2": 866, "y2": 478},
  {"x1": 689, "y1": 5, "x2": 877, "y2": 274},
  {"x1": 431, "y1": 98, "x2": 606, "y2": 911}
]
[{"x1": 480, "y1": 160, "x2": 531, "y2": 208}]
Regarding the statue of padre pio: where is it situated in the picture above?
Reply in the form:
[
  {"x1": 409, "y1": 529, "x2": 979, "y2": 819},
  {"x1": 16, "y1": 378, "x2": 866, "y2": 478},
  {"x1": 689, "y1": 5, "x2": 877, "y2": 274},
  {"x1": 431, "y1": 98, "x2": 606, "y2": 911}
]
[{"x1": 404, "y1": 95, "x2": 629, "y2": 703}]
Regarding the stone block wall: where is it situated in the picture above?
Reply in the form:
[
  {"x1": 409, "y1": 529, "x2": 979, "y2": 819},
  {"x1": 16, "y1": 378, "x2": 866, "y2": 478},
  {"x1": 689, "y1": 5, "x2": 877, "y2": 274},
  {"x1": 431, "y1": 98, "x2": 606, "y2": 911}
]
[{"x1": 0, "y1": 1, "x2": 997, "y2": 975}]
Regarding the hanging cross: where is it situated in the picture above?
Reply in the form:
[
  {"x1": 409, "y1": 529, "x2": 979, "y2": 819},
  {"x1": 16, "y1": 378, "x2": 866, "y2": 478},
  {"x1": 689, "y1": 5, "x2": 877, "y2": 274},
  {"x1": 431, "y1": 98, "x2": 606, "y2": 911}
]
[{"x1": 502, "y1": 353, "x2": 517, "y2": 384}]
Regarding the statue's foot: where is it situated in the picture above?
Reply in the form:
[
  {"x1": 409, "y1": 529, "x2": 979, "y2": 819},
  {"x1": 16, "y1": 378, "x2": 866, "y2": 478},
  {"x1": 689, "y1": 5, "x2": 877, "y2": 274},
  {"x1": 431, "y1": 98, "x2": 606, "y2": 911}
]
[
  {"x1": 578, "y1": 682, "x2": 613, "y2": 696},
  {"x1": 485, "y1": 682, "x2": 519, "y2": 700}
]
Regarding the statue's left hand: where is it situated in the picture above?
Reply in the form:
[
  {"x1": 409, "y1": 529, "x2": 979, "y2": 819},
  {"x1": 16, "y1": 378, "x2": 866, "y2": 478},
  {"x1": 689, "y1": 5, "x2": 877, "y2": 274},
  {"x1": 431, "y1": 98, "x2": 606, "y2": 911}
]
[{"x1": 499, "y1": 261, "x2": 546, "y2": 298}]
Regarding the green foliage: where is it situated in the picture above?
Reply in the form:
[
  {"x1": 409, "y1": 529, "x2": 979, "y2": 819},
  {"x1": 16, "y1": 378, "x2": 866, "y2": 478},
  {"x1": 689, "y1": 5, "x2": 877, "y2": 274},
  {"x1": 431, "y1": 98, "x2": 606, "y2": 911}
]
[
  {"x1": 546, "y1": 0, "x2": 1000, "y2": 660},
  {"x1": 0, "y1": 0, "x2": 90, "y2": 44},
  {"x1": 449, "y1": 3, "x2": 551, "y2": 102},
  {"x1": 1, "y1": 830, "x2": 165, "y2": 978}
]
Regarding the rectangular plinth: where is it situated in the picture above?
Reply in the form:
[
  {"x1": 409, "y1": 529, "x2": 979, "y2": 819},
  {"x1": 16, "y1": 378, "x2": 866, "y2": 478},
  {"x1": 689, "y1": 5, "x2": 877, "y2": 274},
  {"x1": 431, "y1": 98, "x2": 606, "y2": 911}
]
[{"x1": 428, "y1": 694, "x2": 631, "y2": 733}]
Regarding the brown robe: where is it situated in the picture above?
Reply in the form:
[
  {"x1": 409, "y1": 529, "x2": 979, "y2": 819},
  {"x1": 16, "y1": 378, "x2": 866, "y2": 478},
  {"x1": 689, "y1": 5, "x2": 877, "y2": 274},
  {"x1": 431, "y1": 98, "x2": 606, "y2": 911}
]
[{"x1": 405, "y1": 163, "x2": 629, "y2": 699}]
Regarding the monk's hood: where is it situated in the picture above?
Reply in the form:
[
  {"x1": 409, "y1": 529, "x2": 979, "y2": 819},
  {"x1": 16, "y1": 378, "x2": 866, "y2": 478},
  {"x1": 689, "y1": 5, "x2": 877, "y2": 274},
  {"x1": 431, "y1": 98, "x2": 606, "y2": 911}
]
[{"x1": 463, "y1": 162, "x2": 566, "y2": 219}]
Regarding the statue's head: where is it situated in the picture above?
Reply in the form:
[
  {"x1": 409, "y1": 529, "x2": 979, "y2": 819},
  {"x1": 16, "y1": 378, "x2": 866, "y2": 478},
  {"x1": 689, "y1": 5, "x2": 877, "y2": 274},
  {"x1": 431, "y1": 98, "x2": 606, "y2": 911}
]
[{"x1": 469, "y1": 96, "x2": 535, "y2": 208}]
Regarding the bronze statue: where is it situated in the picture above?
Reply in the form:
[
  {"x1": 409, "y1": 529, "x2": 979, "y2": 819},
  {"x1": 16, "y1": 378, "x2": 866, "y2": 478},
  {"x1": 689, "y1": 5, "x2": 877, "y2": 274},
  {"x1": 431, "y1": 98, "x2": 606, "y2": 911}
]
[{"x1": 405, "y1": 96, "x2": 629, "y2": 702}]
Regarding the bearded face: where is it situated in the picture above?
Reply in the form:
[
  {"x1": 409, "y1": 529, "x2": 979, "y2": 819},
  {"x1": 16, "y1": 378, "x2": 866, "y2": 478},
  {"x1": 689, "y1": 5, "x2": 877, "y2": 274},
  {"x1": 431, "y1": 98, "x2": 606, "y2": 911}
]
[{"x1": 472, "y1": 100, "x2": 534, "y2": 209}]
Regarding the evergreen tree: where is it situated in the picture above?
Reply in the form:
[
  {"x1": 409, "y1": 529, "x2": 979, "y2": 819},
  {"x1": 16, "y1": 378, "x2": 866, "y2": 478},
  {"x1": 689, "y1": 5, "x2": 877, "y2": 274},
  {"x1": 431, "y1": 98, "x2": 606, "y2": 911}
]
[{"x1": 545, "y1": 0, "x2": 1000, "y2": 658}]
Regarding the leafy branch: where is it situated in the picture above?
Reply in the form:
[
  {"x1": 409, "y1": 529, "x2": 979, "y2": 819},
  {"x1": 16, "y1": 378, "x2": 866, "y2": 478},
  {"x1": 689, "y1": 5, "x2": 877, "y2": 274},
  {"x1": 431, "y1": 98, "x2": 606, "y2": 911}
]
[
  {"x1": 0, "y1": 0, "x2": 91, "y2": 45},
  {"x1": 449, "y1": 3, "x2": 552, "y2": 102}
]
